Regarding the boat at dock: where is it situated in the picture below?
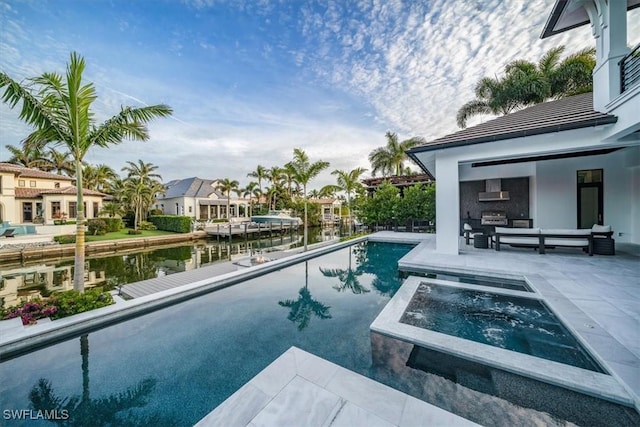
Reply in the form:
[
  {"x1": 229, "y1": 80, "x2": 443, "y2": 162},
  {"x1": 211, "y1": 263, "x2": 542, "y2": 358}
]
[{"x1": 250, "y1": 210, "x2": 303, "y2": 225}]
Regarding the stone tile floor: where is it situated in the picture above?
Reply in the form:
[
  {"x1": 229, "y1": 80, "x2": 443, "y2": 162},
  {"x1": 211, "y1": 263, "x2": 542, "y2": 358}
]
[{"x1": 196, "y1": 347, "x2": 479, "y2": 427}]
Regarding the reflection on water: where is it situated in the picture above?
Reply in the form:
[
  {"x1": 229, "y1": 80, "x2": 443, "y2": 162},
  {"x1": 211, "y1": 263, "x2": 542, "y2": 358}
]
[
  {"x1": 0, "y1": 228, "x2": 340, "y2": 309},
  {"x1": 278, "y1": 262, "x2": 332, "y2": 331},
  {"x1": 28, "y1": 334, "x2": 174, "y2": 426}
]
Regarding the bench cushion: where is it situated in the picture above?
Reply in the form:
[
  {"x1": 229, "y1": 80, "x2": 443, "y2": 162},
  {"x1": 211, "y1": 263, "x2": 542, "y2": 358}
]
[
  {"x1": 495, "y1": 227, "x2": 540, "y2": 235},
  {"x1": 496, "y1": 236, "x2": 540, "y2": 245},
  {"x1": 541, "y1": 229, "x2": 591, "y2": 236},
  {"x1": 544, "y1": 238, "x2": 589, "y2": 247},
  {"x1": 592, "y1": 224, "x2": 611, "y2": 233}
]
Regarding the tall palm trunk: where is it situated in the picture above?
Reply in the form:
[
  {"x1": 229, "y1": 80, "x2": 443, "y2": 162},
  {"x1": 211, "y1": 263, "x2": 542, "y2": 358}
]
[{"x1": 73, "y1": 158, "x2": 85, "y2": 292}]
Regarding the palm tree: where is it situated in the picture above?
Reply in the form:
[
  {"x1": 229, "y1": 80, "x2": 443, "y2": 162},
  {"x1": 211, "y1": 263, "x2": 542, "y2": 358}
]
[
  {"x1": 122, "y1": 159, "x2": 162, "y2": 184},
  {"x1": 99, "y1": 201, "x2": 124, "y2": 218},
  {"x1": 216, "y1": 178, "x2": 239, "y2": 219},
  {"x1": 242, "y1": 181, "x2": 260, "y2": 216},
  {"x1": 281, "y1": 162, "x2": 299, "y2": 198},
  {"x1": 121, "y1": 160, "x2": 163, "y2": 228},
  {"x1": 266, "y1": 166, "x2": 284, "y2": 210},
  {"x1": 247, "y1": 165, "x2": 268, "y2": 197},
  {"x1": 286, "y1": 148, "x2": 329, "y2": 251},
  {"x1": 0, "y1": 52, "x2": 172, "y2": 292},
  {"x1": 34, "y1": 148, "x2": 75, "y2": 175},
  {"x1": 332, "y1": 167, "x2": 367, "y2": 232},
  {"x1": 368, "y1": 132, "x2": 422, "y2": 177},
  {"x1": 456, "y1": 46, "x2": 595, "y2": 128},
  {"x1": 84, "y1": 163, "x2": 117, "y2": 191},
  {"x1": 4, "y1": 143, "x2": 42, "y2": 168}
]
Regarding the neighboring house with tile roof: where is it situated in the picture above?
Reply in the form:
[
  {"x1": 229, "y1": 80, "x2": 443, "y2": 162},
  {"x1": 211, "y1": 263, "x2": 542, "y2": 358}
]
[
  {"x1": 309, "y1": 198, "x2": 342, "y2": 224},
  {"x1": 0, "y1": 162, "x2": 107, "y2": 224},
  {"x1": 155, "y1": 177, "x2": 251, "y2": 220},
  {"x1": 407, "y1": 0, "x2": 639, "y2": 254}
]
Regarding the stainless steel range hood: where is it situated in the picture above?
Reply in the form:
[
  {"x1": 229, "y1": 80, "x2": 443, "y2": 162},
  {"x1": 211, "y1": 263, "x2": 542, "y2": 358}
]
[{"x1": 479, "y1": 179, "x2": 510, "y2": 201}]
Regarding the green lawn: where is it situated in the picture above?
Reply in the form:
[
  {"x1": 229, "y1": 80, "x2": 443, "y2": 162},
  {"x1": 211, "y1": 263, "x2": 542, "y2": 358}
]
[{"x1": 85, "y1": 228, "x2": 179, "y2": 242}]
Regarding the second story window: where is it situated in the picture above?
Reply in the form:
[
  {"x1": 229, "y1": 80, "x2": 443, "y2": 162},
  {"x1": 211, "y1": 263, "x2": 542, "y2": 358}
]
[
  {"x1": 30, "y1": 180, "x2": 36, "y2": 187},
  {"x1": 18, "y1": 179, "x2": 25, "y2": 187}
]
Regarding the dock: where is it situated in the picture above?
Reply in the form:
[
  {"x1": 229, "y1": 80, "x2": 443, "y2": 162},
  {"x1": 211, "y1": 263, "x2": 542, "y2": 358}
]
[{"x1": 205, "y1": 222, "x2": 300, "y2": 238}]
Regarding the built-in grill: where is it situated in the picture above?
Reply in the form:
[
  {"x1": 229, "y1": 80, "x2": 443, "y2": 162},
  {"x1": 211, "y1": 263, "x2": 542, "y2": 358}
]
[{"x1": 481, "y1": 211, "x2": 508, "y2": 226}]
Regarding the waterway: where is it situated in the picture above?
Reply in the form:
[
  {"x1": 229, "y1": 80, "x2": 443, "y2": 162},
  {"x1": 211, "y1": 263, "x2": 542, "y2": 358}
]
[{"x1": 0, "y1": 227, "x2": 343, "y2": 310}]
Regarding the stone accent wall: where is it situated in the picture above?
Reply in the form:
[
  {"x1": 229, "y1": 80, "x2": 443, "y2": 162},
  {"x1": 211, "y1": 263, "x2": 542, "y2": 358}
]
[{"x1": 460, "y1": 177, "x2": 530, "y2": 220}]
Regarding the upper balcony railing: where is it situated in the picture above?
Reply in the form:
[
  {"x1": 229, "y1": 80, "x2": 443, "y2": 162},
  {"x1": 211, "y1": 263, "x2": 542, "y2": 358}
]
[{"x1": 619, "y1": 43, "x2": 640, "y2": 94}]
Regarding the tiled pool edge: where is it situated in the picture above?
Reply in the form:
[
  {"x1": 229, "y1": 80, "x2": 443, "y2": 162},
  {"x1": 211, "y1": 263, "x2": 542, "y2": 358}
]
[
  {"x1": 370, "y1": 276, "x2": 635, "y2": 408},
  {"x1": 1, "y1": 236, "x2": 379, "y2": 360},
  {"x1": 195, "y1": 346, "x2": 479, "y2": 427}
]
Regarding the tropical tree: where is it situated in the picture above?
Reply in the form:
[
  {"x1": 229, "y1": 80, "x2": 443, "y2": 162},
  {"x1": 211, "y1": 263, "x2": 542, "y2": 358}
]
[
  {"x1": 247, "y1": 164, "x2": 268, "y2": 196},
  {"x1": 266, "y1": 166, "x2": 284, "y2": 210},
  {"x1": 456, "y1": 46, "x2": 596, "y2": 128},
  {"x1": 286, "y1": 148, "x2": 329, "y2": 251},
  {"x1": 84, "y1": 163, "x2": 117, "y2": 191},
  {"x1": 332, "y1": 167, "x2": 367, "y2": 232},
  {"x1": 281, "y1": 162, "x2": 299, "y2": 198},
  {"x1": 121, "y1": 160, "x2": 163, "y2": 228},
  {"x1": 99, "y1": 201, "x2": 124, "y2": 218},
  {"x1": 122, "y1": 159, "x2": 162, "y2": 184},
  {"x1": 216, "y1": 178, "x2": 239, "y2": 219},
  {"x1": 368, "y1": 132, "x2": 422, "y2": 177},
  {"x1": 34, "y1": 148, "x2": 74, "y2": 175},
  {"x1": 242, "y1": 181, "x2": 260, "y2": 216},
  {"x1": 4, "y1": 143, "x2": 43, "y2": 168},
  {"x1": 0, "y1": 52, "x2": 172, "y2": 291},
  {"x1": 123, "y1": 177, "x2": 153, "y2": 230}
]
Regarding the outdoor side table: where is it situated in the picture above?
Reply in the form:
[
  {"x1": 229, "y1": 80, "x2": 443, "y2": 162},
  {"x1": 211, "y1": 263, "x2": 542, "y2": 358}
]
[
  {"x1": 593, "y1": 238, "x2": 615, "y2": 255},
  {"x1": 474, "y1": 233, "x2": 489, "y2": 249}
]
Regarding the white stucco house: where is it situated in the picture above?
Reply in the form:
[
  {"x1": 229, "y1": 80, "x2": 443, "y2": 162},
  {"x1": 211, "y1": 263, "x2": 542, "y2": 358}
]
[
  {"x1": 155, "y1": 177, "x2": 251, "y2": 220},
  {"x1": 0, "y1": 162, "x2": 107, "y2": 225},
  {"x1": 407, "y1": 0, "x2": 639, "y2": 254}
]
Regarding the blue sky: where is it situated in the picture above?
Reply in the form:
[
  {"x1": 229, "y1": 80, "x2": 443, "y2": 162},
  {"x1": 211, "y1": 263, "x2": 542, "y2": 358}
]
[{"x1": 1, "y1": 0, "x2": 639, "y2": 189}]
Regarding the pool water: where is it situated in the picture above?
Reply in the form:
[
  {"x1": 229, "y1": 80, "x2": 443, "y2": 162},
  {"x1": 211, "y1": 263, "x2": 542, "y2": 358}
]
[
  {"x1": 400, "y1": 283, "x2": 605, "y2": 372},
  {"x1": 0, "y1": 242, "x2": 413, "y2": 426}
]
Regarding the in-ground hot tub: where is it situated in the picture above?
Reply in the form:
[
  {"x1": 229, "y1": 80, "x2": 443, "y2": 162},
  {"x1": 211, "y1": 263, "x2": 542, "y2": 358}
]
[{"x1": 370, "y1": 274, "x2": 639, "y2": 426}]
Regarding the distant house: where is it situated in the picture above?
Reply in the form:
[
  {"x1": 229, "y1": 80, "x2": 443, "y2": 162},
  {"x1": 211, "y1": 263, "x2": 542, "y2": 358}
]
[
  {"x1": 361, "y1": 173, "x2": 434, "y2": 197},
  {"x1": 155, "y1": 177, "x2": 251, "y2": 220},
  {"x1": 310, "y1": 198, "x2": 342, "y2": 224},
  {"x1": 0, "y1": 162, "x2": 106, "y2": 225},
  {"x1": 407, "y1": 0, "x2": 639, "y2": 254}
]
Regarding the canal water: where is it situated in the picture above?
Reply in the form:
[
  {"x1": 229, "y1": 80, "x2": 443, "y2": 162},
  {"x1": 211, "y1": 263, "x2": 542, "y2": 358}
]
[{"x1": 0, "y1": 227, "x2": 343, "y2": 310}]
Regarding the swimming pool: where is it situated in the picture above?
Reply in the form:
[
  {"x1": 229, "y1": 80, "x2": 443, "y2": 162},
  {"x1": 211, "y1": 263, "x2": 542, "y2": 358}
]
[{"x1": 0, "y1": 242, "x2": 413, "y2": 426}]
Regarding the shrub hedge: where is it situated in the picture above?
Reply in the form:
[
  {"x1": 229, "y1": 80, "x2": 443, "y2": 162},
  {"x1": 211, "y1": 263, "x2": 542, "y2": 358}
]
[
  {"x1": 148, "y1": 215, "x2": 191, "y2": 233},
  {"x1": 87, "y1": 218, "x2": 107, "y2": 235},
  {"x1": 54, "y1": 234, "x2": 76, "y2": 244},
  {"x1": 102, "y1": 217, "x2": 124, "y2": 232}
]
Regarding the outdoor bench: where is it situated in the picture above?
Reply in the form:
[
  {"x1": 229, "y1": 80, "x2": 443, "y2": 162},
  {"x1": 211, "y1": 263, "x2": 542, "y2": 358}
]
[{"x1": 491, "y1": 225, "x2": 614, "y2": 256}]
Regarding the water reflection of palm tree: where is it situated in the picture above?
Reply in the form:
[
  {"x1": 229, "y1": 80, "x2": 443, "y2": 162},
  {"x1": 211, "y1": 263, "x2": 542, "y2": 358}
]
[
  {"x1": 278, "y1": 261, "x2": 332, "y2": 331},
  {"x1": 29, "y1": 334, "x2": 170, "y2": 425},
  {"x1": 319, "y1": 247, "x2": 369, "y2": 294}
]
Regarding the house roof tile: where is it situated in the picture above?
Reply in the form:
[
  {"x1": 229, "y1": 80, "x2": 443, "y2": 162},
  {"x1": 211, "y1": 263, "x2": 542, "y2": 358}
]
[
  {"x1": 0, "y1": 163, "x2": 74, "y2": 180},
  {"x1": 163, "y1": 177, "x2": 223, "y2": 198},
  {"x1": 407, "y1": 93, "x2": 617, "y2": 155}
]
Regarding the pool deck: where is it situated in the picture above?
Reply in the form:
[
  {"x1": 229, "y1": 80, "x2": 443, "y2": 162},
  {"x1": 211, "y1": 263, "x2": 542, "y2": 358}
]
[{"x1": 1, "y1": 231, "x2": 638, "y2": 424}]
